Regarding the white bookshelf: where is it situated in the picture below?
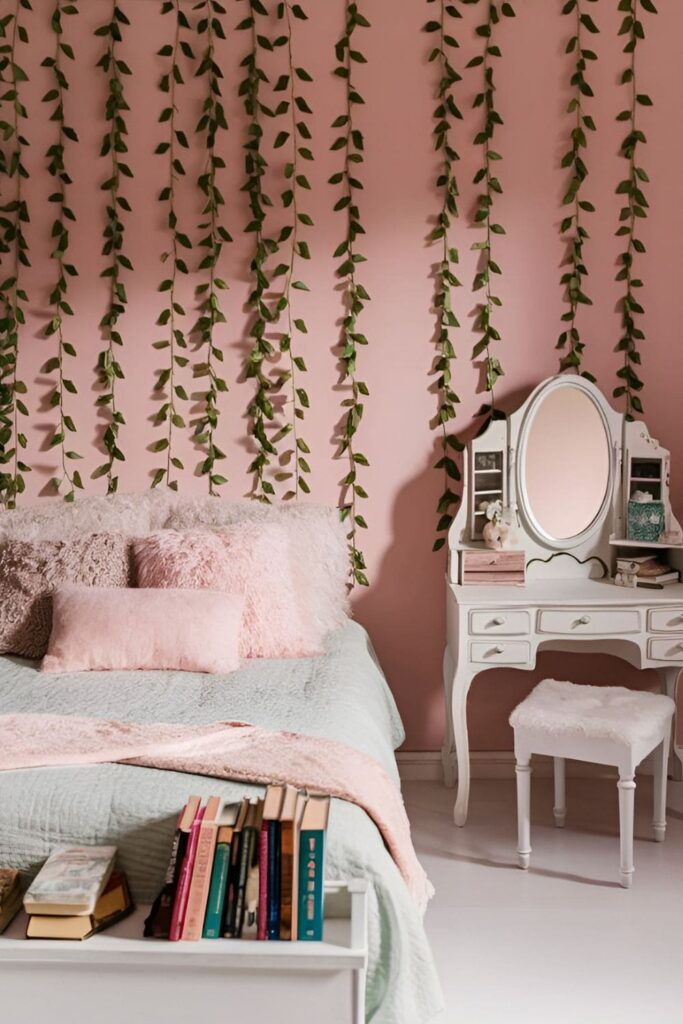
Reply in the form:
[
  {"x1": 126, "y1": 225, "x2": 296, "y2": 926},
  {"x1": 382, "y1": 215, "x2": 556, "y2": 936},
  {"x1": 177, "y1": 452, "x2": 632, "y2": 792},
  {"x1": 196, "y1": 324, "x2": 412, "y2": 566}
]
[{"x1": 0, "y1": 880, "x2": 368, "y2": 1024}]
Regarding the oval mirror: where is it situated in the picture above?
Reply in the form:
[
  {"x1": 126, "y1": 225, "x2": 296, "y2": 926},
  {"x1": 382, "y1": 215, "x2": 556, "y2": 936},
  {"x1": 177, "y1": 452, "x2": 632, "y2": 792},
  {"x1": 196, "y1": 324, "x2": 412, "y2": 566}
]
[{"x1": 521, "y1": 382, "x2": 611, "y2": 543}]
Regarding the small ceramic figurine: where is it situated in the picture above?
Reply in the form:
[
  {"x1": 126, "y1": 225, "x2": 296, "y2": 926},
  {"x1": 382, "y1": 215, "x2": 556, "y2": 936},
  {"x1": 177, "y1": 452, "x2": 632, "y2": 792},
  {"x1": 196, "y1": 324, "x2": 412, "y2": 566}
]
[{"x1": 482, "y1": 500, "x2": 519, "y2": 551}]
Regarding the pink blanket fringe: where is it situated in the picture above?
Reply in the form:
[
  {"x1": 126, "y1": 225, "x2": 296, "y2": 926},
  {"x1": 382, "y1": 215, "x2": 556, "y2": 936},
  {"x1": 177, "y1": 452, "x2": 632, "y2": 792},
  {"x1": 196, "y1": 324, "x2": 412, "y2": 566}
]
[{"x1": 0, "y1": 714, "x2": 433, "y2": 912}]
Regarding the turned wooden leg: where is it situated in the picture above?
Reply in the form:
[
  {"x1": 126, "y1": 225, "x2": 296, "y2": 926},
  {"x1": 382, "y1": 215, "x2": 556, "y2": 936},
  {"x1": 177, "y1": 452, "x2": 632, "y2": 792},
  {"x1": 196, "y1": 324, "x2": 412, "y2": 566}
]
[
  {"x1": 553, "y1": 757, "x2": 566, "y2": 828},
  {"x1": 441, "y1": 647, "x2": 456, "y2": 789},
  {"x1": 452, "y1": 667, "x2": 476, "y2": 827},
  {"x1": 618, "y1": 774, "x2": 636, "y2": 888},
  {"x1": 515, "y1": 756, "x2": 532, "y2": 869},
  {"x1": 653, "y1": 734, "x2": 670, "y2": 843}
]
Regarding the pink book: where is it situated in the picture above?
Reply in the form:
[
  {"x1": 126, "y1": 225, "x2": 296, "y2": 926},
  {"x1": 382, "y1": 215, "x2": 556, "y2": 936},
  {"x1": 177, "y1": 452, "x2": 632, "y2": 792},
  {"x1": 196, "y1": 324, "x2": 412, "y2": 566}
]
[
  {"x1": 169, "y1": 806, "x2": 205, "y2": 941},
  {"x1": 257, "y1": 825, "x2": 269, "y2": 940}
]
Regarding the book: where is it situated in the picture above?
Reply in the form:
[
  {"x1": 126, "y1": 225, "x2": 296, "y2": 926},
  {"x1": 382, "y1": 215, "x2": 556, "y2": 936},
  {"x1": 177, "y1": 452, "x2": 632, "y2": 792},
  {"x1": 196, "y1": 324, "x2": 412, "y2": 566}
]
[
  {"x1": 258, "y1": 785, "x2": 284, "y2": 941},
  {"x1": 169, "y1": 805, "x2": 204, "y2": 941},
  {"x1": 234, "y1": 798, "x2": 263, "y2": 939},
  {"x1": 637, "y1": 575, "x2": 680, "y2": 589},
  {"x1": 297, "y1": 796, "x2": 330, "y2": 942},
  {"x1": 26, "y1": 871, "x2": 133, "y2": 940},
  {"x1": 182, "y1": 796, "x2": 222, "y2": 940},
  {"x1": 222, "y1": 798, "x2": 250, "y2": 937},
  {"x1": 144, "y1": 795, "x2": 201, "y2": 939},
  {"x1": 202, "y1": 803, "x2": 241, "y2": 939},
  {"x1": 279, "y1": 786, "x2": 306, "y2": 940},
  {"x1": 24, "y1": 846, "x2": 117, "y2": 917},
  {"x1": 0, "y1": 868, "x2": 21, "y2": 935}
]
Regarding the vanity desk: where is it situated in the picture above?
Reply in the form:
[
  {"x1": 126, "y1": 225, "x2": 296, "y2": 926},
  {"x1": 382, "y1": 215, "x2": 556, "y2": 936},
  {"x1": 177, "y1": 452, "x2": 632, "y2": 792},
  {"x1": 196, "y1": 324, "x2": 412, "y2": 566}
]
[{"x1": 442, "y1": 375, "x2": 683, "y2": 826}]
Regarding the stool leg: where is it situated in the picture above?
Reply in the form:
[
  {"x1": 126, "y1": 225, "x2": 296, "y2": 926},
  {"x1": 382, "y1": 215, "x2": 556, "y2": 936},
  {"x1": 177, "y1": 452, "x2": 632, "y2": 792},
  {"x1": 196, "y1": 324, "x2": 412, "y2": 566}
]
[
  {"x1": 553, "y1": 757, "x2": 566, "y2": 828},
  {"x1": 653, "y1": 734, "x2": 670, "y2": 842},
  {"x1": 515, "y1": 757, "x2": 532, "y2": 869},
  {"x1": 618, "y1": 774, "x2": 636, "y2": 889}
]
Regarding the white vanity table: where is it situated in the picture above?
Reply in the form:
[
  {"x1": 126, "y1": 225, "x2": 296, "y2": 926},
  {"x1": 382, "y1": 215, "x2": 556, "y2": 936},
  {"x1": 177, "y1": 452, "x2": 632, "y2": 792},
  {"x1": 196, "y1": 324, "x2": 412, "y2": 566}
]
[{"x1": 442, "y1": 375, "x2": 683, "y2": 826}]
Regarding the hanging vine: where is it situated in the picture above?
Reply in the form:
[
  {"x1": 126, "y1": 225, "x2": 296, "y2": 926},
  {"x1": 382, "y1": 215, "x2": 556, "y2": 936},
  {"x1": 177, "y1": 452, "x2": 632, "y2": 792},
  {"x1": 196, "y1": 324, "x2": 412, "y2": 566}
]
[
  {"x1": 192, "y1": 0, "x2": 229, "y2": 495},
  {"x1": 41, "y1": 0, "x2": 83, "y2": 500},
  {"x1": 469, "y1": 0, "x2": 515, "y2": 415},
  {"x1": 556, "y1": 0, "x2": 598, "y2": 380},
  {"x1": 269, "y1": 0, "x2": 313, "y2": 501},
  {"x1": 238, "y1": 0, "x2": 282, "y2": 502},
  {"x1": 425, "y1": 0, "x2": 464, "y2": 553},
  {"x1": 152, "y1": 0, "x2": 192, "y2": 491},
  {"x1": 0, "y1": 0, "x2": 31, "y2": 508},
  {"x1": 330, "y1": 0, "x2": 371, "y2": 587},
  {"x1": 93, "y1": 1, "x2": 131, "y2": 493},
  {"x1": 613, "y1": 0, "x2": 657, "y2": 421}
]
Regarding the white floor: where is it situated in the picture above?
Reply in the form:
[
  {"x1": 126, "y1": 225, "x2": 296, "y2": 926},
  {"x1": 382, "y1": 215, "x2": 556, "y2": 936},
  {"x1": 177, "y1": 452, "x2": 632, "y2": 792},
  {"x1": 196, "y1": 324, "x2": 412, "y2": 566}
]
[{"x1": 404, "y1": 774, "x2": 683, "y2": 1024}]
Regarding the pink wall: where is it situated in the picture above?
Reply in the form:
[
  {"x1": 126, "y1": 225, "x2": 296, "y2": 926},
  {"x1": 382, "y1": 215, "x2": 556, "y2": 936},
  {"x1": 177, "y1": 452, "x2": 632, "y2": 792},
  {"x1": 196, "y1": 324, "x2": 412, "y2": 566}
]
[{"x1": 8, "y1": 1, "x2": 683, "y2": 750}]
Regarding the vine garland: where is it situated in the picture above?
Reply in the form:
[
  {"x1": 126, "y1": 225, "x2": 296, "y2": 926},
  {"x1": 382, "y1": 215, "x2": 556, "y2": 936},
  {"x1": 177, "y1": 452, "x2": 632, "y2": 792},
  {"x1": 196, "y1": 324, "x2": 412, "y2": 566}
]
[
  {"x1": 269, "y1": 0, "x2": 313, "y2": 501},
  {"x1": 192, "y1": 0, "x2": 229, "y2": 495},
  {"x1": 613, "y1": 0, "x2": 657, "y2": 421},
  {"x1": 425, "y1": 0, "x2": 464, "y2": 553},
  {"x1": 330, "y1": 0, "x2": 371, "y2": 587},
  {"x1": 238, "y1": 0, "x2": 281, "y2": 502},
  {"x1": 557, "y1": 0, "x2": 599, "y2": 381},
  {"x1": 469, "y1": 0, "x2": 515, "y2": 414},
  {"x1": 0, "y1": 0, "x2": 31, "y2": 508},
  {"x1": 42, "y1": 0, "x2": 82, "y2": 500},
  {"x1": 152, "y1": 0, "x2": 192, "y2": 491},
  {"x1": 93, "y1": 1, "x2": 131, "y2": 493}
]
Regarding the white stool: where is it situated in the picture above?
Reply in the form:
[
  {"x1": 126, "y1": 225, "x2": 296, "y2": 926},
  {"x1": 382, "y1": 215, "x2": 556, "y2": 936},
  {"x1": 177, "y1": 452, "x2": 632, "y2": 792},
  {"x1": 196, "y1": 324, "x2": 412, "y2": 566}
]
[{"x1": 510, "y1": 679, "x2": 675, "y2": 888}]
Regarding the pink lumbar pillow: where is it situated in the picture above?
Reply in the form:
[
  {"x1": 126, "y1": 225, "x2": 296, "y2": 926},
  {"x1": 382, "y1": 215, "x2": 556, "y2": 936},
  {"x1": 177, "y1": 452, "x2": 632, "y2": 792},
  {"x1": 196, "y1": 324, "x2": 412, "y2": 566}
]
[
  {"x1": 132, "y1": 524, "x2": 322, "y2": 660},
  {"x1": 41, "y1": 587, "x2": 243, "y2": 675}
]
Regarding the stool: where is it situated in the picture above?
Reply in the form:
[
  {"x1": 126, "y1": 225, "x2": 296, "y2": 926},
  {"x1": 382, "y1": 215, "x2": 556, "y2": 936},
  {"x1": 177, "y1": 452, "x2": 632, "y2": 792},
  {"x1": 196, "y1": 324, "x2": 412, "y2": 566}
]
[{"x1": 509, "y1": 679, "x2": 675, "y2": 888}]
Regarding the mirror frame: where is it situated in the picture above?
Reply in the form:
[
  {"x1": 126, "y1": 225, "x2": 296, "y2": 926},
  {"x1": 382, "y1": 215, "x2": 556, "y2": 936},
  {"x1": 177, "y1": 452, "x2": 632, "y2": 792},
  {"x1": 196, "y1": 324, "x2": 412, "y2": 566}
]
[{"x1": 515, "y1": 375, "x2": 615, "y2": 551}]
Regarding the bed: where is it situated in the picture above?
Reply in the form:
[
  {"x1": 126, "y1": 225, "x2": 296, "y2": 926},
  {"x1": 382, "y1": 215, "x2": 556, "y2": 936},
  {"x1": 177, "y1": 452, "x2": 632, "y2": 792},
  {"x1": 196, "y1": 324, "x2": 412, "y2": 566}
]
[{"x1": 0, "y1": 620, "x2": 443, "y2": 1024}]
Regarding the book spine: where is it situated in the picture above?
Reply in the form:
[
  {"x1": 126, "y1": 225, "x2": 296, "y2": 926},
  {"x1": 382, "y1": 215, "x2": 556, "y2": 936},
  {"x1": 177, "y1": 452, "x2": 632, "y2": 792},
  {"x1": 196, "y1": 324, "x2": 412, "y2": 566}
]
[
  {"x1": 143, "y1": 828, "x2": 184, "y2": 938},
  {"x1": 182, "y1": 821, "x2": 219, "y2": 941},
  {"x1": 169, "y1": 809, "x2": 204, "y2": 941},
  {"x1": 234, "y1": 826, "x2": 256, "y2": 939},
  {"x1": 222, "y1": 831, "x2": 243, "y2": 937},
  {"x1": 267, "y1": 820, "x2": 280, "y2": 940},
  {"x1": 202, "y1": 842, "x2": 231, "y2": 939},
  {"x1": 279, "y1": 822, "x2": 294, "y2": 940},
  {"x1": 297, "y1": 829, "x2": 325, "y2": 941},
  {"x1": 257, "y1": 826, "x2": 268, "y2": 940}
]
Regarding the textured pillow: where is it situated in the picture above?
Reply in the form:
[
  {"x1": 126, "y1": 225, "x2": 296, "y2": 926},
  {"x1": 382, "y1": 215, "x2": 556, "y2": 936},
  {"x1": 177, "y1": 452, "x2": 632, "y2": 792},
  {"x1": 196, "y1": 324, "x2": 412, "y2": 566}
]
[
  {"x1": 0, "y1": 493, "x2": 153, "y2": 543},
  {"x1": 42, "y1": 587, "x2": 242, "y2": 674},
  {"x1": 162, "y1": 499, "x2": 350, "y2": 637},
  {"x1": 0, "y1": 534, "x2": 133, "y2": 659},
  {"x1": 133, "y1": 524, "x2": 322, "y2": 659}
]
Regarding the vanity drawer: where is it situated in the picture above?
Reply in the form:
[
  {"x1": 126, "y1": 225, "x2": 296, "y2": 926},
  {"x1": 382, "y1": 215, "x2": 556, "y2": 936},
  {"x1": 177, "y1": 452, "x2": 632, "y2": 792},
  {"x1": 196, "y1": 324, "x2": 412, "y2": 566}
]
[
  {"x1": 648, "y1": 637, "x2": 683, "y2": 662},
  {"x1": 648, "y1": 608, "x2": 683, "y2": 633},
  {"x1": 469, "y1": 610, "x2": 530, "y2": 636},
  {"x1": 469, "y1": 641, "x2": 530, "y2": 666},
  {"x1": 537, "y1": 609, "x2": 640, "y2": 636}
]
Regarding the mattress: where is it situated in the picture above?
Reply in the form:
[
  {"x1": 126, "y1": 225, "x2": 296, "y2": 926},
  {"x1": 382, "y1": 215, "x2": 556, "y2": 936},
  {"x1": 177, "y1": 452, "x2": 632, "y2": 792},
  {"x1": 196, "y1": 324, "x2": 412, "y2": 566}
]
[{"x1": 0, "y1": 621, "x2": 442, "y2": 1024}]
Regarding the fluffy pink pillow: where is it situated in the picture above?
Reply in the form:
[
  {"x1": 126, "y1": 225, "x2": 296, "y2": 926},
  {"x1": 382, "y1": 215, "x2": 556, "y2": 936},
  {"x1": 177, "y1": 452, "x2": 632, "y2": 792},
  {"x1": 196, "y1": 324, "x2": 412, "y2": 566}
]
[
  {"x1": 133, "y1": 524, "x2": 322, "y2": 659},
  {"x1": 42, "y1": 587, "x2": 243, "y2": 675}
]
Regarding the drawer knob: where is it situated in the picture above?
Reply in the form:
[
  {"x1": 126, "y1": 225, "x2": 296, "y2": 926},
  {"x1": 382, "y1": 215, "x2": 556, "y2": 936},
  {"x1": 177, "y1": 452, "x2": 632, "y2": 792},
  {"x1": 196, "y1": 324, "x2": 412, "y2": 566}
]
[
  {"x1": 493, "y1": 645, "x2": 505, "y2": 654},
  {"x1": 492, "y1": 616, "x2": 507, "y2": 626},
  {"x1": 577, "y1": 615, "x2": 591, "y2": 626}
]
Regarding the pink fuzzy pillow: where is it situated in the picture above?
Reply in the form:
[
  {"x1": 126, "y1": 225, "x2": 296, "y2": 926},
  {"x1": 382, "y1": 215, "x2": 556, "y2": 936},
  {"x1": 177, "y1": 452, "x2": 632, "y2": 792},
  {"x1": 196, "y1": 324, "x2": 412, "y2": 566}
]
[
  {"x1": 133, "y1": 524, "x2": 322, "y2": 659},
  {"x1": 42, "y1": 587, "x2": 243, "y2": 675}
]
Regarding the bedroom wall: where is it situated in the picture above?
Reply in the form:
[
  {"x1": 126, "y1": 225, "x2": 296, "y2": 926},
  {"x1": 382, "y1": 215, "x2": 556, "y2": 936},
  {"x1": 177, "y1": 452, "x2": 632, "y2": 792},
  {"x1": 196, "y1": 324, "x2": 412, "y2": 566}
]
[{"x1": 4, "y1": 1, "x2": 683, "y2": 751}]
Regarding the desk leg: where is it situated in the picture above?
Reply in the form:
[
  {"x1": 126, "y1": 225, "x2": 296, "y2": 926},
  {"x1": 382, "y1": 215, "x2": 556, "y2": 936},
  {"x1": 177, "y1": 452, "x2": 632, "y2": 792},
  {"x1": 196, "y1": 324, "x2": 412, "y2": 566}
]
[
  {"x1": 656, "y1": 667, "x2": 683, "y2": 782},
  {"x1": 452, "y1": 665, "x2": 476, "y2": 827},
  {"x1": 441, "y1": 647, "x2": 456, "y2": 788}
]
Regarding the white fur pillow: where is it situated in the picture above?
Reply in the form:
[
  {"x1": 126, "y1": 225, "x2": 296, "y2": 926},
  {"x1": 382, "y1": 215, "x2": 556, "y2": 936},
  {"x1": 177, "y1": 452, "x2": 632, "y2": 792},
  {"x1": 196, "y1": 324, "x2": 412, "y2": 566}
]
[{"x1": 0, "y1": 493, "x2": 153, "y2": 543}]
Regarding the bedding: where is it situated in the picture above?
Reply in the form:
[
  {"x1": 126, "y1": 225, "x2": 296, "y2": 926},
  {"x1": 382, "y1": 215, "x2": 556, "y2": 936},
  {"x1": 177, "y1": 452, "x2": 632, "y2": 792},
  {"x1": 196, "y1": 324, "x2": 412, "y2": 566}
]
[
  {"x1": 0, "y1": 621, "x2": 443, "y2": 1024},
  {"x1": 42, "y1": 587, "x2": 244, "y2": 674}
]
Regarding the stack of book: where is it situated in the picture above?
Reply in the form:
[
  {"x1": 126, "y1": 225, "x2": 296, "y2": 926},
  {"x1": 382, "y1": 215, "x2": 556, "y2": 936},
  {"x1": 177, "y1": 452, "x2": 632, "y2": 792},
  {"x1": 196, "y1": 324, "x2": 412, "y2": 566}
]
[
  {"x1": 145, "y1": 786, "x2": 330, "y2": 943},
  {"x1": 23, "y1": 846, "x2": 133, "y2": 940},
  {"x1": 0, "y1": 868, "x2": 22, "y2": 934},
  {"x1": 615, "y1": 554, "x2": 680, "y2": 589}
]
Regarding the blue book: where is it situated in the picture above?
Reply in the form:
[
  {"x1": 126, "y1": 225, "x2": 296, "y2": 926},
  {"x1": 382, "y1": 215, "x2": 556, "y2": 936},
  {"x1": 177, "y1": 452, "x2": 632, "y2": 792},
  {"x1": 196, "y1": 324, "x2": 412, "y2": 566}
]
[
  {"x1": 266, "y1": 820, "x2": 281, "y2": 940},
  {"x1": 297, "y1": 796, "x2": 330, "y2": 942},
  {"x1": 202, "y1": 841, "x2": 231, "y2": 938}
]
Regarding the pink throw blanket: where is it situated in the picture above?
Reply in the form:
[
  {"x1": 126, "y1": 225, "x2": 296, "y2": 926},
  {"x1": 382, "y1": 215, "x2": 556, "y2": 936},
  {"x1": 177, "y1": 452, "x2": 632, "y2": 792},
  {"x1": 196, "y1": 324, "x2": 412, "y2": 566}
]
[{"x1": 0, "y1": 714, "x2": 433, "y2": 912}]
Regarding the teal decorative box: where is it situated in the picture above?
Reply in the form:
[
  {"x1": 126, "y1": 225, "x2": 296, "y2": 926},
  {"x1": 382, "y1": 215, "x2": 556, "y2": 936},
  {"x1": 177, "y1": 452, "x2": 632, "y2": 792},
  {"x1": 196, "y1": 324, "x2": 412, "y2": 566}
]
[{"x1": 627, "y1": 500, "x2": 665, "y2": 542}]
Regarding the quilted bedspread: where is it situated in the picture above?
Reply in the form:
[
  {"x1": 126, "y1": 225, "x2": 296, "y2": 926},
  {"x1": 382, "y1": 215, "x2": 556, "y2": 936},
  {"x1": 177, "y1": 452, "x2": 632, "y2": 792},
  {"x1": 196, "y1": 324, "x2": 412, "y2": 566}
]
[{"x1": 0, "y1": 620, "x2": 443, "y2": 1024}]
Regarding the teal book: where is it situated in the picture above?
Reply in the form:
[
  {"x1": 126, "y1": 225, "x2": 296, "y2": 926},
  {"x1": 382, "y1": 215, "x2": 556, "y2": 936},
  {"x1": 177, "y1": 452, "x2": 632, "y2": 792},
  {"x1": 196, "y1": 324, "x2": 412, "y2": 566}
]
[
  {"x1": 297, "y1": 796, "x2": 330, "y2": 942},
  {"x1": 202, "y1": 841, "x2": 231, "y2": 938}
]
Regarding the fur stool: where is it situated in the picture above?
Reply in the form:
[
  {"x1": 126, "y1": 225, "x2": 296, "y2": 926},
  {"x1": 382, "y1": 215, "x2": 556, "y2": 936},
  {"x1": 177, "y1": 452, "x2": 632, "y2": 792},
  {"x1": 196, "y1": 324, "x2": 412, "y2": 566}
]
[{"x1": 509, "y1": 679, "x2": 675, "y2": 888}]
